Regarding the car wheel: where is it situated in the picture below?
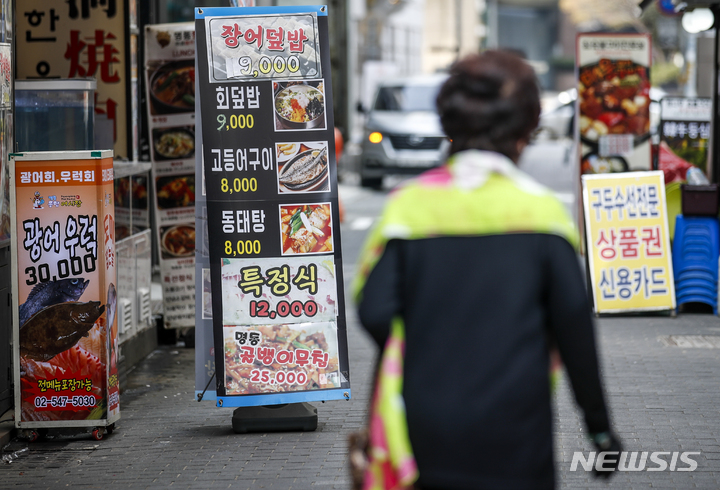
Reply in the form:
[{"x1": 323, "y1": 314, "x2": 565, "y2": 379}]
[{"x1": 361, "y1": 175, "x2": 383, "y2": 189}]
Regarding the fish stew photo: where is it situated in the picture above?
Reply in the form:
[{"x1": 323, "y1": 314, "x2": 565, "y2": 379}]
[{"x1": 279, "y1": 203, "x2": 333, "y2": 255}]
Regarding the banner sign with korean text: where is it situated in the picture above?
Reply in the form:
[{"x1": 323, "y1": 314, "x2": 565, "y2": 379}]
[
  {"x1": 195, "y1": 5, "x2": 350, "y2": 407},
  {"x1": 0, "y1": 42, "x2": 11, "y2": 245},
  {"x1": 11, "y1": 150, "x2": 120, "y2": 426},
  {"x1": 145, "y1": 23, "x2": 196, "y2": 328},
  {"x1": 659, "y1": 97, "x2": 712, "y2": 178},
  {"x1": 16, "y1": 0, "x2": 132, "y2": 158},
  {"x1": 577, "y1": 34, "x2": 652, "y2": 175},
  {"x1": 582, "y1": 171, "x2": 675, "y2": 314}
]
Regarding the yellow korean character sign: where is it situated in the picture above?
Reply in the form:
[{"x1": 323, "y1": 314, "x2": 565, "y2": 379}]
[{"x1": 582, "y1": 171, "x2": 675, "y2": 313}]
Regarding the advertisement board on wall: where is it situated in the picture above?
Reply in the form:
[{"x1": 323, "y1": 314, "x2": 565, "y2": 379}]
[
  {"x1": 576, "y1": 34, "x2": 652, "y2": 175},
  {"x1": 0, "y1": 42, "x2": 10, "y2": 244},
  {"x1": 16, "y1": 0, "x2": 131, "y2": 158},
  {"x1": 659, "y1": 97, "x2": 712, "y2": 178},
  {"x1": 582, "y1": 171, "x2": 675, "y2": 314},
  {"x1": 144, "y1": 23, "x2": 196, "y2": 328},
  {"x1": 195, "y1": 5, "x2": 350, "y2": 407},
  {"x1": 11, "y1": 150, "x2": 120, "y2": 428}
]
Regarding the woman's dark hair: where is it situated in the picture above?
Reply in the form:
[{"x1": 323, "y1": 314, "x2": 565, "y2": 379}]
[{"x1": 436, "y1": 50, "x2": 541, "y2": 161}]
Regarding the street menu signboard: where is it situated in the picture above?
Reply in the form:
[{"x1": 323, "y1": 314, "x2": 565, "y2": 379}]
[
  {"x1": 577, "y1": 34, "x2": 652, "y2": 175},
  {"x1": 10, "y1": 150, "x2": 120, "y2": 428},
  {"x1": 0, "y1": 42, "x2": 11, "y2": 244},
  {"x1": 582, "y1": 171, "x2": 675, "y2": 314},
  {"x1": 195, "y1": 6, "x2": 350, "y2": 407},
  {"x1": 144, "y1": 23, "x2": 197, "y2": 328},
  {"x1": 659, "y1": 97, "x2": 712, "y2": 177}
]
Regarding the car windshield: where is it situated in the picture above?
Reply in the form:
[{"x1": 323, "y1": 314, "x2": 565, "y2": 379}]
[{"x1": 373, "y1": 85, "x2": 440, "y2": 112}]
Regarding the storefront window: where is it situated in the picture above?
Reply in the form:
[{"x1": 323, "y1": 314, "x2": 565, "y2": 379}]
[{"x1": 158, "y1": 0, "x2": 226, "y2": 23}]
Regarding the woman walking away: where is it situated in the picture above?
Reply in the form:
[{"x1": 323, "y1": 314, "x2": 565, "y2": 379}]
[{"x1": 353, "y1": 50, "x2": 621, "y2": 490}]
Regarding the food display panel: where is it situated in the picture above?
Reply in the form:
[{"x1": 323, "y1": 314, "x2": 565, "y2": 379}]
[
  {"x1": 659, "y1": 97, "x2": 712, "y2": 181},
  {"x1": 195, "y1": 5, "x2": 350, "y2": 407},
  {"x1": 577, "y1": 34, "x2": 652, "y2": 175},
  {"x1": 11, "y1": 151, "x2": 120, "y2": 428},
  {"x1": 145, "y1": 23, "x2": 197, "y2": 328}
]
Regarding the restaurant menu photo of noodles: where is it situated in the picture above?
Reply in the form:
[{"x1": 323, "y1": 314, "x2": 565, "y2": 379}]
[{"x1": 196, "y1": 6, "x2": 350, "y2": 407}]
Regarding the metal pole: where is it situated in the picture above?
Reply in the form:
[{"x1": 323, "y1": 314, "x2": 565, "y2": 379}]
[
  {"x1": 712, "y1": 5, "x2": 720, "y2": 183},
  {"x1": 455, "y1": 0, "x2": 462, "y2": 60}
]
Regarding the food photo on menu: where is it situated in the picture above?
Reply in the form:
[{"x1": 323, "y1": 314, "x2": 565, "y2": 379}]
[
  {"x1": 279, "y1": 203, "x2": 333, "y2": 255},
  {"x1": 148, "y1": 59, "x2": 195, "y2": 115},
  {"x1": 276, "y1": 141, "x2": 329, "y2": 193},
  {"x1": 273, "y1": 79, "x2": 326, "y2": 131},
  {"x1": 578, "y1": 58, "x2": 650, "y2": 174},
  {"x1": 155, "y1": 174, "x2": 195, "y2": 209},
  {"x1": 160, "y1": 223, "x2": 196, "y2": 259},
  {"x1": 152, "y1": 126, "x2": 195, "y2": 161},
  {"x1": 222, "y1": 322, "x2": 341, "y2": 395}
]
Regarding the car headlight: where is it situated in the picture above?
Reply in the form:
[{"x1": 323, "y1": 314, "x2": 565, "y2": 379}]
[{"x1": 368, "y1": 132, "x2": 383, "y2": 144}]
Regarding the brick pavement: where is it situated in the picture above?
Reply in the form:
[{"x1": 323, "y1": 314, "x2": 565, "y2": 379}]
[
  {"x1": 0, "y1": 307, "x2": 377, "y2": 489},
  {"x1": 556, "y1": 314, "x2": 720, "y2": 488},
  {"x1": 3, "y1": 300, "x2": 720, "y2": 487}
]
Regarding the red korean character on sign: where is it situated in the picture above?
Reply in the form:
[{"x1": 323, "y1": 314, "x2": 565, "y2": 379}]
[
  {"x1": 288, "y1": 28, "x2": 308, "y2": 52},
  {"x1": 311, "y1": 349, "x2": 328, "y2": 368},
  {"x1": 220, "y1": 23, "x2": 242, "y2": 48},
  {"x1": 257, "y1": 347, "x2": 276, "y2": 366},
  {"x1": 266, "y1": 27, "x2": 284, "y2": 51},
  {"x1": 641, "y1": 226, "x2": 663, "y2": 257},
  {"x1": 104, "y1": 214, "x2": 114, "y2": 245},
  {"x1": 276, "y1": 350, "x2": 293, "y2": 364},
  {"x1": 105, "y1": 245, "x2": 115, "y2": 269},
  {"x1": 294, "y1": 349, "x2": 310, "y2": 366},
  {"x1": 244, "y1": 26, "x2": 263, "y2": 48},
  {"x1": 618, "y1": 228, "x2": 639, "y2": 259},
  {"x1": 239, "y1": 346, "x2": 255, "y2": 364},
  {"x1": 596, "y1": 229, "x2": 617, "y2": 260}
]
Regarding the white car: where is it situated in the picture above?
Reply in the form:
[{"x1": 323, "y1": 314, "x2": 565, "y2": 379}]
[{"x1": 359, "y1": 74, "x2": 450, "y2": 188}]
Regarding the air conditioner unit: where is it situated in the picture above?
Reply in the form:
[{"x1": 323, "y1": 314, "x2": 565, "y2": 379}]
[
  {"x1": 138, "y1": 287, "x2": 151, "y2": 326},
  {"x1": 117, "y1": 298, "x2": 134, "y2": 336}
]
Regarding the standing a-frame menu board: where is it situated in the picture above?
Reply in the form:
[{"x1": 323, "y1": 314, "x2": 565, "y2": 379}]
[
  {"x1": 582, "y1": 171, "x2": 675, "y2": 314},
  {"x1": 195, "y1": 5, "x2": 350, "y2": 409}
]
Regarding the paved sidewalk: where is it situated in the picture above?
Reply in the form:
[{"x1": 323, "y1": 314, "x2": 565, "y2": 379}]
[
  {"x1": 3, "y1": 309, "x2": 720, "y2": 488},
  {"x1": 556, "y1": 313, "x2": 720, "y2": 488},
  {"x1": 0, "y1": 307, "x2": 377, "y2": 489}
]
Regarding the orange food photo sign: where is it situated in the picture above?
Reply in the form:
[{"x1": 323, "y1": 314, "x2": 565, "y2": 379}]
[{"x1": 11, "y1": 151, "x2": 119, "y2": 425}]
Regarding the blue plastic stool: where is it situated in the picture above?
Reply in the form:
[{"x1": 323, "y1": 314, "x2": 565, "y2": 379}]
[{"x1": 673, "y1": 215, "x2": 720, "y2": 314}]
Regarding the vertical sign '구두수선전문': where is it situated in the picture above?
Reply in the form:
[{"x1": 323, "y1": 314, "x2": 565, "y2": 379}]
[
  {"x1": 582, "y1": 171, "x2": 675, "y2": 314},
  {"x1": 195, "y1": 6, "x2": 350, "y2": 407},
  {"x1": 11, "y1": 151, "x2": 120, "y2": 429}
]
